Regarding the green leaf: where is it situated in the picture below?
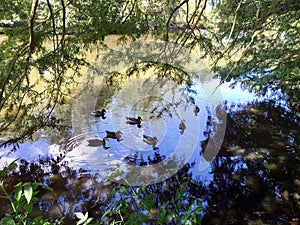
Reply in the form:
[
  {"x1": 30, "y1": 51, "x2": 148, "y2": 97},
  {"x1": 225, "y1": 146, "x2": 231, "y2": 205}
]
[
  {"x1": 75, "y1": 212, "x2": 90, "y2": 225},
  {"x1": 31, "y1": 182, "x2": 40, "y2": 190},
  {"x1": 165, "y1": 213, "x2": 173, "y2": 223},
  {"x1": 86, "y1": 217, "x2": 93, "y2": 224},
  {"x1": 14, "y1": 182, "x2": 22, "y2": 188},
  {"x1": 76, "y1": 219, "x2": 85, "y2": 225},
  {"x1": 83, "y1": 212, "x2": 88, "y2": 220},
  {"x1": 25, "y1": 202, "x2": 33, "y2": 214},
  {"x1": 42, "y1": 185, "x2": 53, "y2": 192},
  {"x1": 0, "y1": 217, "x2": 16, "y2": 225},
  {"x1": 24, "y1": 184, "x2": 33, "y2": 204},
  {"x1": 183, "y1": 220, "x2": 192, "y2": 225},
  {"x1": 119, "y1": 186, "x2": 127, "y2": 194},
  {"x1": 74, "y1": 212, "x2": 85, "y2": 219},
  {"x1": 14, "y1": 187, "x2": 22, "y2": 201},
  {"x1": 145, "y1": 198, "x2": 153, "y2": 210},
  {"x1": 31, "y1": 196, "x2": 39, "y2": 202},
  {"x1": 136, "y1": 187, "x2": 141, "y2": 194}
]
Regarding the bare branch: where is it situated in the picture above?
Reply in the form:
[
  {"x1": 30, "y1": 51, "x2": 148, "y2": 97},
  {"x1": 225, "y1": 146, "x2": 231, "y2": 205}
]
[
  {"x1": 0, "y1": 45, "x2": 29, "y2": 110},
  {"x1": 212, "y1": 2, "x2": 262, "y2": 95},
  {"x1": 121, "y1": 0, "x2": 137, "y2": 25},
  {"x1": 60, "y1": 0, "x2": 66, "y2": 50},
  {"x1": 47, "y1": 0, "x2": 58, "y2": 52},
  {"x1": 227, "y1": 0, "x2": 242, "y2": 46},
  {"x1": 174, "y1": 0, "x2": 208, "y2": 48},
  {"x1": 24, "y1": 0, "x2": 39, "y2": 85},
  {"x1": 28, "y1": 0, "x2": 39, "y2": 53},
  {"x1": 165, "y1": 0, "x2": 189, "y2": 42}
]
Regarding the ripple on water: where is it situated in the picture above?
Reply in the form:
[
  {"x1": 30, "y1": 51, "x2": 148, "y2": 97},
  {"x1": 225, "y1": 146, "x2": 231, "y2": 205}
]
[{"x1": 68, "y1": 74, "x2": 225, "y2": 183}]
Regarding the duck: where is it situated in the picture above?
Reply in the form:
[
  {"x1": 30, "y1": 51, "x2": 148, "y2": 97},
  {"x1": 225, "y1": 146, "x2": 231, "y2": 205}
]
[
  {"x1": 87, "y1": 137, "x2": 109, "y2": 149},
  {"x1": 105, "y1": 130, "x2": 123, "y2": 142},
  {"x1": 91, "y1": 109, "x2": 106, "y2": 118},
  {"x1": 126, "y1": 116, "x2": 142, "y2": 127},
  {"x1": 194, "y1": 105, "x2": 200, "y2": 116},
  {"x1": 143, "y1": 135, "x2": 159, "y2": 150},
  {"x1": 179, "y1": 120, "x2": 186, "y2": 135}
]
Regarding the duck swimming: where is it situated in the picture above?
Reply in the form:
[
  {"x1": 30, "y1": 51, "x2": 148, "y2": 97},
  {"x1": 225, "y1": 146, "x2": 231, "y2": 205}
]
[
  {"x1": 105, "y1": 130, "x2": 123, "y2": 142},
  {"x1": 126, "y1": 116, "x2": 142, "y2": 127},
  {"x1": 143, "y1": 135, "x2": 159, "y2": 150},
  {"x1": 87, "y1": 137, "x2": 109, "y2": 149},
  {"x1": 91, "y1": 109, "x2": 106, "y2": 118},
  {"x1": 179, "y1": 120, "x2": 186, "y2": 135},
  {"x1": 126, "y1": 116, "x2": 142, "y2": 124},
  {"x1": 194, "y1": 105, "x2": 200, "y2": 116}
]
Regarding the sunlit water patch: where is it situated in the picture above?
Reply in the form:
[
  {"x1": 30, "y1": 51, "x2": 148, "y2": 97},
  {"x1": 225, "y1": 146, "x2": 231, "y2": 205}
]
[
  {"x1": 68, "y1": 72, "x2": 225, "y2": 185},
  {"x1": 0, "y1": 41, "x2": 299, "y2": 223},
  {"x1": 66, "y1": 41, "x2": 228, "y2": 185}
]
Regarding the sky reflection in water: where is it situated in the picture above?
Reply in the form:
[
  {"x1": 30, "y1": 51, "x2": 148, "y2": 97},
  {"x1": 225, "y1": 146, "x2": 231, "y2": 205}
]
[
  {"x1": 0, "y1": 79, "x2": 254, "y2": 175},
  {"x1": 0, "y1": 76, "x2": 299, "y2": 224}
]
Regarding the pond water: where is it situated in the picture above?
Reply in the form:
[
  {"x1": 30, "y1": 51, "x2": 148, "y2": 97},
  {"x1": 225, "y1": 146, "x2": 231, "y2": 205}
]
[{"x1": 0, "y1": 41, "x2": 299, "y2": 224}]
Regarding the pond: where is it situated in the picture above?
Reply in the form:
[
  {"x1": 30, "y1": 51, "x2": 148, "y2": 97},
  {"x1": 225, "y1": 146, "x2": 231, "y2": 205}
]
[{"x1": 0, "y1": 41, "x2": 299, "y2": 224}]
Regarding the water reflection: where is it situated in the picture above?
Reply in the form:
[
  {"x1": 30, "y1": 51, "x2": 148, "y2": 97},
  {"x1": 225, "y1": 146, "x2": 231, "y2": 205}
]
[
  {"x1": 69, "y1": 73, "x2": 217, "y2": 185},
  {"x1": 201, "y1": 100, "x2": 300, "y2": 224},
  {"x1": 0, "y1": 97, "x2": 299, "y2": 224},
  {"x1": 69, "y1": 41, "x2": 226, "y2": 185},
  {"x1": 1, "y1": 41, "x2": 299, "y2": 223}
]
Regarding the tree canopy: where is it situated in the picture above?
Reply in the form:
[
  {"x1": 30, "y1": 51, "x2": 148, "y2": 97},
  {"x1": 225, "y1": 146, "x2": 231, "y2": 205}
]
[
  {"x1": 0, "y1": 0, "x2": 299, "y2": 142},
  {"x1": 211, "y1": 0, "x2": 300, "y2": 112}
]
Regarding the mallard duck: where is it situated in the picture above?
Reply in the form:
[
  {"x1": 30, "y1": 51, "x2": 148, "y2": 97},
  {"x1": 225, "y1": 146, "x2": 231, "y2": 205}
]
[
  {"x1": 87, "y1": 137, "x2": 109, "y2": 149},
  {"x1": 179, "y1": 120, "x2": 186, "y2": 135},
  {"x1": 105, "y1": 130, "x2": 123, "y2": 142},
  {"x1": 194, "y1": 105, "x2": 200, "y2": 116},
  {"x1": 126, "y1": 116, "x2": 142, "y2": 124},
  {"x1": 126, "y1": 116, "x2": 142, "y2": 127},
  {"x1": 143, "y1": 135, "x2": 159, "y2": 149},
  {"x1": 91, "y1": 109, "x2": 106, "y2": 118}
]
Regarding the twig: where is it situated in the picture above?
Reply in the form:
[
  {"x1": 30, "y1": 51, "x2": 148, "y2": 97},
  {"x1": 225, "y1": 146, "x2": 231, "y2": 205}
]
[
  {"x1": 46, "y1": 0, "x2": 58, "y2": 52},
  {"x1": 60, "y1": 0, "x2": 66, "y2": 50},
  {"x1": 212, "y1": 1, "x2": 261, "y2": 95},
  {"x1": 0, "y1": 45, "x2": 28, "y2": 110},
  {"x1": 165, "y1": 0, "x2": 189, "y2": 42},
  {"x1": 23, "y1": 0, "x2": 39, "y2": 85},
  {"x1": 28, "y1": 0, "x2": 39, "y2": 53},
  {"x1": 121, "y1": 0, "x2": 137, "y2": 24},
  {"x1": 210, "y1": 0, "x2": 243, "y2": 68},
  {"x1": 227, "y1": 0, "x2": 242, "y2": 47}
]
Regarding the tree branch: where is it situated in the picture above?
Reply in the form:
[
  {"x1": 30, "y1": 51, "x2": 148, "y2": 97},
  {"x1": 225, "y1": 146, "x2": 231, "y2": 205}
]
[
  {"x1": 227, "y1": 0, "x2": 242, "y2": 46},
  {"x1": 121, "y1": 0, "x2": 137, "y2": 25},
  {"x1": 47, "y1": 0, "x2": 58, "y2": 52},
  {"x1": 212, "y1": 2, "x2": 261, "y2": 95},
  {"x1": 28, "y1": 0, "x2": 39, "y2": 53},
  {"x1": 60, "y1": 0, "x2": 66, "y2": 50},
  {"x1": 0, "y1": 45, "x2": 28, "y2": 110},
  {"x1": 24, "y1": 0, "x2": 39, "y2": 85},
  {"x1": 165, "y1": 0, "x2": 189, "y2": 42}
]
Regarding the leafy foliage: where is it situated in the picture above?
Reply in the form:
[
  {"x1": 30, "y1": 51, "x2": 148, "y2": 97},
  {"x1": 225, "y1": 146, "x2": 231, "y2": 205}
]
[
  {"x1": 0, "y1": 0, "x2": 181, "y2": 142},
  {"x1": 0, "y1": 160, "x2": 63, "y2": 225},
  {"x1": 0, "y1": 158, "x2": 202, "y2": 224},
  {"x1": 0, "y1": 0, "x2": 299, "y2": 142},
  {"x1": 210, "y1": 0, "x2": 300, "y2": 111},
  {"x1": 99, "y1": 177, "x2": 202, "y2": 225},
  {"x1": 75, "y1": 212, "x2": 93, "y2": 225}
]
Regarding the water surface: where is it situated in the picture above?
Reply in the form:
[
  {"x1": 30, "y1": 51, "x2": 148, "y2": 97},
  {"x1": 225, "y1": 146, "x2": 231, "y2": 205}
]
[{"x1": 0, "y1": 42, "x2": 299, "y2": 224}]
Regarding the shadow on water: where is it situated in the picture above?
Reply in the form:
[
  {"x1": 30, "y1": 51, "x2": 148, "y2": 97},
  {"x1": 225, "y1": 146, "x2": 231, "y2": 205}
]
[
  {"x1": 0, "y1": 41, "x2": 299, "y2": 224},
  {"x1": 1, "y1": 99, "x2": 299, "y2": 224},
  {"x1": 67, "y1": 41, "x2": 226, "y2": 186},
  {"x1": 0, "y1": 101, "x2": 299, "y2": 224},
  {"x1": 201, "y1": 100, "x2": 300, "y2": 224}
]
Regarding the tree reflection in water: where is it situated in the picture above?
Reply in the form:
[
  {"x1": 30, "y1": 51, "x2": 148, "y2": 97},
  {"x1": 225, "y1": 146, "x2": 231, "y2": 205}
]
[
  {"x1": 0, "y1": 100, "x2": 299, "y2": 224},
  {"x1": 201, "y1": 100, "x2": 300, "y2": 224}
]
